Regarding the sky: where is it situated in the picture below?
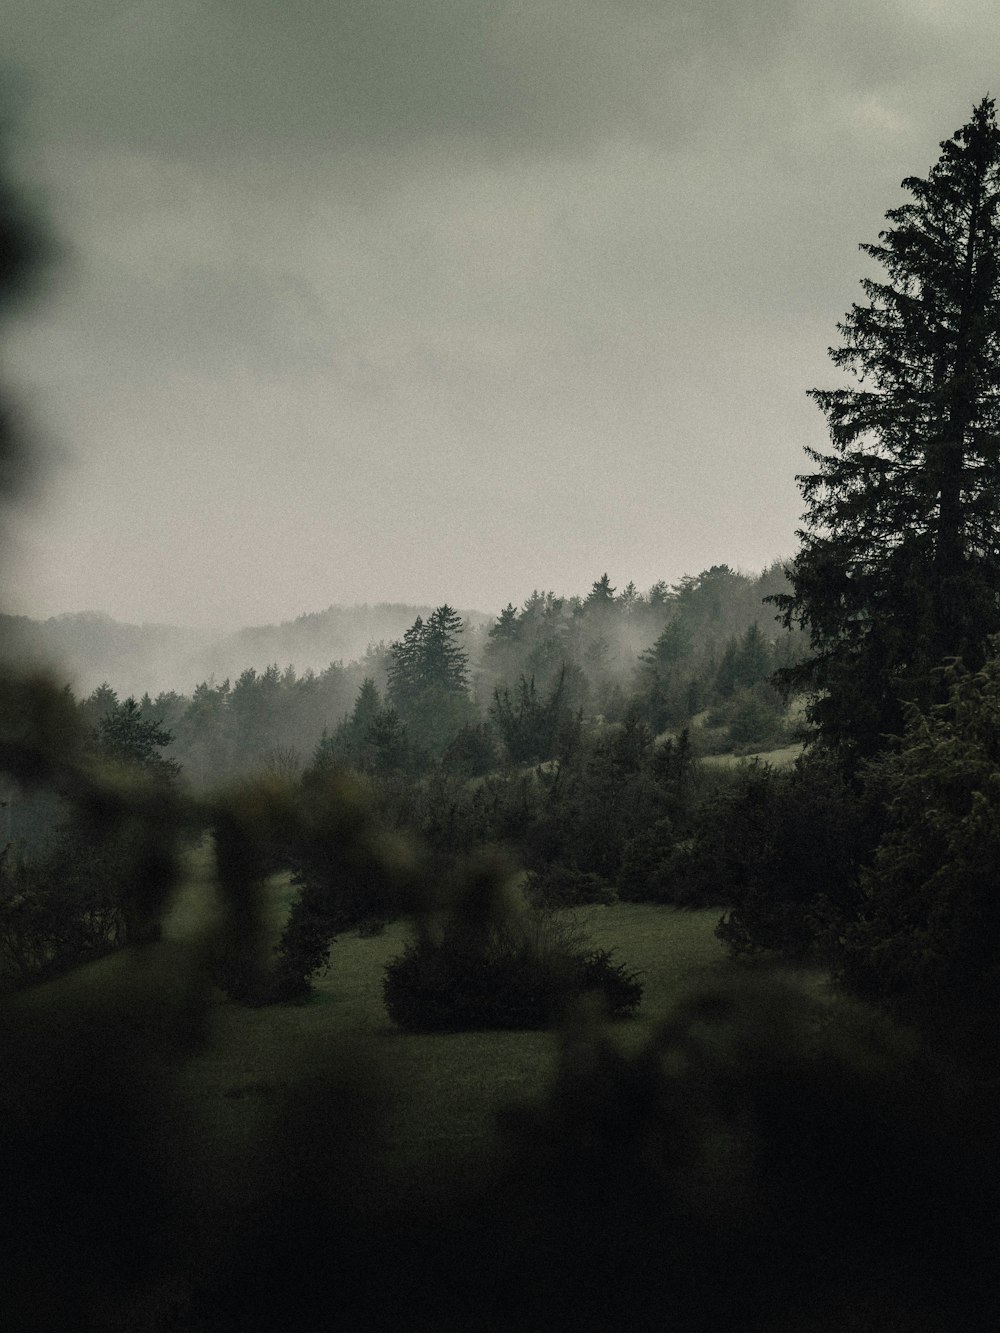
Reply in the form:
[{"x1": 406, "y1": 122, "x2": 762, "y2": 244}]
[{"x1": 2, "y1": 1, "x2": 1000, "y2": 629}]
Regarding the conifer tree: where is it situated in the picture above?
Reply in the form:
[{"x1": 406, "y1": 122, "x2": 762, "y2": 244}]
[
  {"x1": 421, "y1": 604, "x2": 469, "y2": 693},
  {"x1": 779, "y1": 99, "x2": 1000, "y2": 760},
  {"x1": 585, "y1": 573, "x2": 616, "y2": 607},
  {"x1": 387, "y1": 606, "x2": 469, "y2": 703},
  {"x1": 386, "y1": 606, "x2": 471, "y2": 761},
  {"x1": 386, "y1": 616, "x2": 427, "y2": 701},
  {"x1": 95, "y1": 696, "x2": 179, "y2": 785}
]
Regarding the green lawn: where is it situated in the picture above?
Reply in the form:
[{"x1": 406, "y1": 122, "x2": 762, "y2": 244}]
[
  {"x1": 164, "y1": 875, "x2": 735, "y2": 1210},
  {"x1": 15, "y1": 851, "x2": 739, "y2": 1220},
  {"x1": 9, "y1": 854, "x2": 900, "y2": 1330},
  {"x1": 700, "y1": 741, "x2": 804, "y2": 768}
]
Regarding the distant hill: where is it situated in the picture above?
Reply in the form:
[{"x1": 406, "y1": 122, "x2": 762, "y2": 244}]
[{"x1": 0, "y1": 604, "x2": 491, "y2": 698}]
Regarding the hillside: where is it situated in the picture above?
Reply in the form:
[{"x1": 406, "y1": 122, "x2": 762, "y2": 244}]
[{"x1": 0, "y1": 604, "x2": 491, "y2": 697}]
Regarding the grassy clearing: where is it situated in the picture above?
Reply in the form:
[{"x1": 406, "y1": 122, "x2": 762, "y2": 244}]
[
  {"x1": 151, "y1": 852, "x2": 738, "y2": 1201},
  {"x1": 701, "y1": 741, "x2": 803, "y2": 768},
  {"x1": 18, "y1": 849, "x2": 749, "y2": 1217},
  {"x1": 168, "y1": 886, "x2": 735, "y2": 1205}
]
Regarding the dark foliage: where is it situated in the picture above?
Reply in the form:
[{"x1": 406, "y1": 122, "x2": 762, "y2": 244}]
[
  {"x1": 91, "y1": 694, "x2": 180, "y2": 783},
  {"x1": 702, "y1": 682, "x2": 789, "y2": 754},
  {"x1": 10, "y1": 101, "x2": 1000, "y2": 1333},
  {"x1": 211, "y1": 770, "x2": 415, "y2": 1004},
  {"x1": 360, "y1": 721, "x2": 711, "y2": 910},
  {"x1": 0, "y1": 681, "x2": 186, "y2": 987},
  {"x1": 385, "y1": 605, "x2": 476, "y2": 762},
  {"x1": 709, "y1": 753, "x2": 876, "y2": 958},
  {"x1": 522, "y1": 717, "x2": 659, "y2": 880},
  {"x1": 527, "y1": 724, "x2": 711, "y2": 906},
  {"x1": 383, "y1": 856, "x2": 641, "y2": 1031},
  {"x1": 440, "y1": 720, "x2": 498, "y2": 777},
  {"x1": 190, "y1": 975, "x2": 999, "y2": 1333},
  {"x1": 832, "y1": 650, "x2": 1000, "y2": 1019},
  {"x1": 383, "y1": 917, "x2": 642, "y2": 1031},
  {"x1": 523, "y1": 863, "x2": 616, "y2": 908},
  {"x1": 482, "y1": 976, "x2": 998, "y2": 1333},
  {"x1": 778, "y1": 99, "x2": 1000, "y2": 762},
  {"x1": 279, "y1": 833, "x2": 410, "y2": 1000},
  {"x1": 489, "y1": 666, "x2": 580, "y2": 764},
  {"x1": 0, "y1": 841, "x2": 118, "y2": 984}
]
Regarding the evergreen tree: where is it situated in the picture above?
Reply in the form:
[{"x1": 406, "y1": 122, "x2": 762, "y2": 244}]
[
  {"x1": 584, "y1": 573, "x2": 616, "y2": 610},
  {"x1": 78, "y1": 682, "x2": 119, "y2": 734},
  {"x1": 617, "y1": 580, "x2": 639, "y2": 615},
  {"x1": 671, "y1": 566, "x2": 743, "y2": 636},
  {"x1": 387, "y1": 607, "x2": 469, "y2": 704},
  {"x1": 835, "y1": 646, "x2": 1000, "y2": 1009},
  {"x1": 779, "y1": 99, "x2": 1000, "y2": 760},
  {"x1": 421, "y1": 604, "x2": 469, "y2": 693},
  {"x1": 489, "y1": 667, "x2": 577, "y2": 765},
  {"x1": 95, "y1": 696, "x2": 179, "y2": 785},
  {"x1": 328, "y1": 678, "x2": 383, "y2": 770},
  {"x1": 386, "y1": 607, "x2": 472, "y2": 762},
  {"x1": 483, "y1": 603, "x2": 520, "y2": 669},
  {"x1": 175, "y1": 678, "x2": 234, "y2": 787},
  {"x1": 386, "y1": 617, "x2": 427, "y2": 702},
  {"x1": 646, "y1": 580, "x2": 671, "y2": 612},
  {"x1": 636, "y1": 620, "x2": 693, "y2": 730},
  {"x1": 367, "y1": 704, "x2": 409, "y2": 771},
  {"x1": 351, "y1": 676, "x2": 382, "y2": 732}
]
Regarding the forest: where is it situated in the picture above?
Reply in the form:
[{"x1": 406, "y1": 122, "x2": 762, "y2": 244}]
[{"x1": 4, "y1": 101, "x2": 1000, "y2": 1330}]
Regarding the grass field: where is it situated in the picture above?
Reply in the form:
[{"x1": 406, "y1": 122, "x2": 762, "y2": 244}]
[
  {"x1": 15, "y1": 834, "x2": 824, "y2": 1226},
  {"x1": 16, "y1": 853, "x2": 973, "y2": 1330},
  {"x1": 14, "y1": 842, "x2": 830, "y2": 1247},
  {"x1": 159, "y1": 867, "x2": 738, "y2": 1212},
  {"x1": 700, "y1": 741, "x2": 804, "y2": 768}
]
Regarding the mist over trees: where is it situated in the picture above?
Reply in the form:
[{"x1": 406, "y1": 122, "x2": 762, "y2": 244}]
[
  {"x1": 0, "y1": 561, "x2": 803, "y2": 818},
  {"x1": 0, "y1": 603, "x2": 484, "y2": 700},
  {"x1": 4, "y1": 559, "x2": 805, "y2": 993}
]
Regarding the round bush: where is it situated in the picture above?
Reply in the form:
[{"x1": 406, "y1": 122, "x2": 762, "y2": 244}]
[{"x1": 383, "y1": 918, "x2": 642, "y2": 1032}]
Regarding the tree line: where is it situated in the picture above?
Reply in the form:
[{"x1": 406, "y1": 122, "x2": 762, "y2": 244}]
[{"x1": 3, "y1": 565, "x2": 802, "y2": 987}]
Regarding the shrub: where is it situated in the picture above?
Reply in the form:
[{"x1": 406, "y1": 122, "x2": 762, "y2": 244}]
[
  {"x1": 523, "y1": 864, "x2": 616, "y2": 909},
  {"x1": 0, "y1": 815, "x2": 179, "y2": 989},
  {"x1": 683, "y1": 753, "x2": 874, "y2": 955},
  {"x1": 491, "y1": 974, "x2": 994, "y2": 1332},
  {"x1": 441, "y1": 721, "x2": 498, "y2": 777},
  {"x1": 617, "y1": 824, "x2": 724, "y2": 908},
  {"x1": 0, "y1": 843, "x2": 119, "y2": 987},
  {"x1": 834, "y1": 652, "x2": 1000, "y2": 1015},
  {"x1": 383, "y1": 910, "x2": 642, "y2": 1031}
]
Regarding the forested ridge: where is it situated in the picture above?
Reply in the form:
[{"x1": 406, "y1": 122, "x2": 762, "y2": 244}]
[
  {"x1": 4, "y1": 99, "x2": 1000, "y2": 1331},
  {"x1": 0, "y1": 601, "x2": 488, "y2": 699},
  {"x1": 32, "y1": 560, "x2": 800, "y2": 788}
]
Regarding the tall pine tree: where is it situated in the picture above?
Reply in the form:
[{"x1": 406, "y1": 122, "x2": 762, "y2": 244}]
[
  {"x1": 779, "y1": 98, "x2": 1000, "y2": 761},
  {"x1": 386, "y1": 606, "x2": 471, "y2": 761}
]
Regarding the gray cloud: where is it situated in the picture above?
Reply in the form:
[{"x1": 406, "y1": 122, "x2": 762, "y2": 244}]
[
  {"x1": 4, "y1": 2, "x2": 1000, "y2": 627},
  {"x1": 7, "y1": 1, "x2": 946, "y2": 163}
]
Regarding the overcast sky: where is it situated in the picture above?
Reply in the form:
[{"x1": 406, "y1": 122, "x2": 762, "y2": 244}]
[{"x1": 3, "y1": 1, "x2": 999, "y2": 629}]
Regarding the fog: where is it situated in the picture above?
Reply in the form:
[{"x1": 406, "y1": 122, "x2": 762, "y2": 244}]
[
  {"x1": 2, "y1": 3, "x2": 999, "y2": 629},
  {"x1": 0, "y1": 603, "x2": 495, "y2": 699}
]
